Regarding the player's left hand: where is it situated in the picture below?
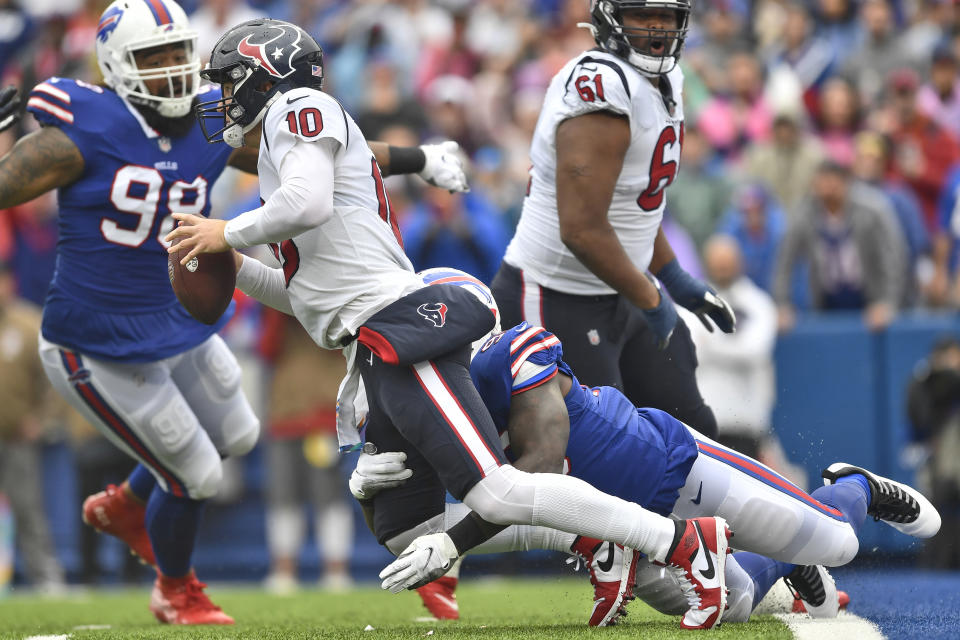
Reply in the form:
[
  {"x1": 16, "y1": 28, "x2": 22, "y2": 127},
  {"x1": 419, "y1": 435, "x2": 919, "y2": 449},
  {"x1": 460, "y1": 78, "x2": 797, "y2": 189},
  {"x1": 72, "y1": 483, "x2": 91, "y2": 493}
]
[
  {"x1": 419, "y1": 141, "x2": 469, "y2": 193},
  {"x1": 379, "y1": 532, "x2": 459, "y2": 593},
  {"x1": 164, "y1": 213, "x2": 229, "y2": 266},
  {"x1": 656, "y1": 259, "x2": 736, "y2": 333}
]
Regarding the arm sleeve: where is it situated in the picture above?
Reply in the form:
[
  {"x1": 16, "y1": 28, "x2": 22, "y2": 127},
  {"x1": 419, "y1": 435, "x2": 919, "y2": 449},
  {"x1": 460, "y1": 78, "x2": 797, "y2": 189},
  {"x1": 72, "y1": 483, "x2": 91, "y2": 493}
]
[
  {"x1": 235, "y1": 254, "x2": 295, "y2": 315},
  {"x1": 224, "y1": 137, "x2": 337, "y2": 248}
]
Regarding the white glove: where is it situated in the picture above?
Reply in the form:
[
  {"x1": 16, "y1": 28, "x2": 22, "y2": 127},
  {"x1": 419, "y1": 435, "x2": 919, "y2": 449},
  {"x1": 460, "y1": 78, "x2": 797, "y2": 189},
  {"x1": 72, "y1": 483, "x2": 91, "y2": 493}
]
[
  {"x1": 348, "y1": 451, "x2": 413, "y2": 501},
  {"x1": 379, "y1": 532, "x2": 459, "y2": 593},
  {"x1": 418, "y1": 141, "x2": 469, "y2": 193}
]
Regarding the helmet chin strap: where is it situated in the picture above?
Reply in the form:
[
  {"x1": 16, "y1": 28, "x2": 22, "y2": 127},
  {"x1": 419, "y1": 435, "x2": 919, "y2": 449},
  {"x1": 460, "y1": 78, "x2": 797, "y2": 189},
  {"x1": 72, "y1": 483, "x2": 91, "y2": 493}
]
[{"x1": 223, "y1": 91, "x2": 282, "y2": 148}]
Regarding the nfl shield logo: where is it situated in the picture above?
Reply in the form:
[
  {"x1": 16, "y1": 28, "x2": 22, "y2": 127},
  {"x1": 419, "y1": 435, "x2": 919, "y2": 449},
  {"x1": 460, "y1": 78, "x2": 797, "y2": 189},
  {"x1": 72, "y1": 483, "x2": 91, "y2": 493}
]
[
  {"x1": 158, "y1": 137, "x2": 172, "y2": 153},
  {"x1": 587, "y1": 329, "x2": 600, "y2": 346}
]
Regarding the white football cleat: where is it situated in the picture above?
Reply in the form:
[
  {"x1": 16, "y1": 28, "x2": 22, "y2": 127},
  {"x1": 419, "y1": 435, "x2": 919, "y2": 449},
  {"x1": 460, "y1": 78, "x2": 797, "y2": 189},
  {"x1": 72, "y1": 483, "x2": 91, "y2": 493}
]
[
  {"x1": 784, "y1": 565, "x2": 838, "y2": 618},
  {"x1": 822, "y1": 463, "x2": 941, "y2": 538}
]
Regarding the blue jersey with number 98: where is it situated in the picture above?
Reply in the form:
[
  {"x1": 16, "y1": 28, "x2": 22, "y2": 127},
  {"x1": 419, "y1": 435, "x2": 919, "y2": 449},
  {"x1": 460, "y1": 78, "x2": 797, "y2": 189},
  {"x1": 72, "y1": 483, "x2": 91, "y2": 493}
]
[{"x1": 27, "y1": 77, "x2": 234, "y2": 362}]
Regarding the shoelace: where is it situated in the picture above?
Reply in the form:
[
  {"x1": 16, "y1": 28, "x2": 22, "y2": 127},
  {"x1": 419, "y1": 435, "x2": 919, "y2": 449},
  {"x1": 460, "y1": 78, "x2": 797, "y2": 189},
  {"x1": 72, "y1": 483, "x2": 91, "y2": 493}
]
[
  {"x1": 184, "y1": 580, "x2": 223, "y2": 611},
  {"x1": 667, "y1": 565, "x2": 703, "y2": 609}
]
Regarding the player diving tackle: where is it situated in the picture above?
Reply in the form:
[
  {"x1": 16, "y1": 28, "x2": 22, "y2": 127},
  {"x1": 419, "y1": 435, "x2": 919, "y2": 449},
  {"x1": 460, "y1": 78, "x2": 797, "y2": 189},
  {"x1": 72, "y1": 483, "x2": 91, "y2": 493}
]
[{"x1": 350, "y1": 270, "x2": 941, "y2": 630}]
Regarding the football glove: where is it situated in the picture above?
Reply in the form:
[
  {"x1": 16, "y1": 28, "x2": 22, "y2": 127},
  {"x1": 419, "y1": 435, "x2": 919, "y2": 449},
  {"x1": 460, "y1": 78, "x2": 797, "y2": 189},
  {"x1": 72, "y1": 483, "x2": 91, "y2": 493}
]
[
  {"x1": 0, "y1": 86, "x2": 21, "y2": 133},
  {"x1": 656, "y1": 259, "x2": 736, "y2": 334},
  {"x1": 419, "y1": 141, "x2": 469, "y2": 193},
  {"x1": 639, "y1": 275, "x2": 678, "y2": 350},
  {"x1": 379, "y1": 532, "x2": 459, "y2": 593},
  {"x1": 348, "y1": 451, "x2": 413, "y2": 501}
]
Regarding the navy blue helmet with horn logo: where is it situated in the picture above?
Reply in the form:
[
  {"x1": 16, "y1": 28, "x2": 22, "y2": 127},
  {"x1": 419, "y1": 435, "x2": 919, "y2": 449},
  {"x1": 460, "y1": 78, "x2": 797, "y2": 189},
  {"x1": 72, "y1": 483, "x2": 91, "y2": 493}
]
[
  {"x1": 195, "y1": 18, "x2": 323, "y2": 147},
  {"x1": 583, "y1": 0, "x2": 692, "y2": 77}
]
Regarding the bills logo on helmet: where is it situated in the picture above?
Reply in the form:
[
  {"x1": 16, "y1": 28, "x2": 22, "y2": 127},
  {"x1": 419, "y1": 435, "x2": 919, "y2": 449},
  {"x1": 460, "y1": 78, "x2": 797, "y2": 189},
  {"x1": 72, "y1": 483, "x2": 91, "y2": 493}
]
[
  {"x1": 237, "y1": 25, "x2": 303, "y2": 79},
  {"x1": 417, "y1": 303, "x2": 448, "y2": 328},
  {"x1": 97, "y1": 5, "x2": 123, "y2": 42}
]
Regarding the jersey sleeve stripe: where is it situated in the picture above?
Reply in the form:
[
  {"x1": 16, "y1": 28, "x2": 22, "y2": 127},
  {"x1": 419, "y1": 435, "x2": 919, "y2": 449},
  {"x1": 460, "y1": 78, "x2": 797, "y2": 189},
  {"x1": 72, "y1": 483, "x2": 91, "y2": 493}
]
[
  {"x1": 33, "y1": 82, "x2": 71, "y2": 104},
  {"x1": 511, "y1": 366, "x2": 558, "y2": 395},
  {"x1": 509, "y1": 326, "x2": 545, "y2": 354},
  {"x1": 510, "y1": 336, "x2": 561, "y2": 376},
  {"x1": 26, "y1": 97, "x2": 74, "y2": 123}
]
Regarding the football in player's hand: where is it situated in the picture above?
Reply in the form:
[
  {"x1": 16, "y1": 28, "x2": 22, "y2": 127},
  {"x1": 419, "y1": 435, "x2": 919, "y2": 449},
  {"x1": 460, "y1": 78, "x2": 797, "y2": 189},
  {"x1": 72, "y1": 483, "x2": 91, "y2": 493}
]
[{"x1": 167, "y1": 237, "x2": 236, "y2": 325}]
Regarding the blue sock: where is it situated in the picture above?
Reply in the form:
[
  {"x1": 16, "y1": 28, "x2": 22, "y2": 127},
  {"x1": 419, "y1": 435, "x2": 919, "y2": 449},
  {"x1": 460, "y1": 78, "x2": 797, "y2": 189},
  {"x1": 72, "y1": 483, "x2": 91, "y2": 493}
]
[
  {"x1": 734, "y1": 551, "x2": 796, "y2": 609},
  {"x1": 837, "y1": 473, "x2": 871, "y2": 497},
  {"x1": 126, "y1": 465, "x2": 157, "y2": 502},
  {"x1": 145, "y1": 486, "x2": 205, "y2": 578},
  {"x1": 810, "y1": 478, "x2": 869, "y2": 538}
]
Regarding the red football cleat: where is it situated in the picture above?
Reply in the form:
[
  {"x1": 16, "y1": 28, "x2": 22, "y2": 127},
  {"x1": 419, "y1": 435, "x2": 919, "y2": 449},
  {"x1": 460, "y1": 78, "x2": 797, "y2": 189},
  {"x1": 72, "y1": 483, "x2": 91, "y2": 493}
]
[
  {"x1": 416, "y1": 576, "x2": 460, "y2": 620},
  {"x1": 150, "y1": 571, "x2": 234, "y2": 625},
  {"x1": 82, "y1": 483, "x2": 155, "y2": 567},
  {"x1": 570, "y1": 536, "x2": 640, "y2": 626},
  {"x1": 656, "y1": 517, "x2": 730, "y2": 630}
]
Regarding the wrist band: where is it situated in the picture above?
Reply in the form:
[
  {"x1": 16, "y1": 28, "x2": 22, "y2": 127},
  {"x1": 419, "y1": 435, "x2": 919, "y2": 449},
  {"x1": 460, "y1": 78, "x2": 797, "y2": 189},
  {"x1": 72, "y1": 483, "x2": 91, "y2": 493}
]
[{"x1": 387, "y1": 145, "x2": 426, "y2": 175}]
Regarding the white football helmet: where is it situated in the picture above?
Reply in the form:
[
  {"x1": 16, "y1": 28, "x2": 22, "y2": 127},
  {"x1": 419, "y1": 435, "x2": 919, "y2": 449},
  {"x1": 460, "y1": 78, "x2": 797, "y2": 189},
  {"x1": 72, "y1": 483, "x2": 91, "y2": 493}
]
[
  {"x1": 419, "y1": 267, "x2": 501, "y2": 359},
  {"x1": 95, "y1": 0, "x2": 200, "y2": 118}
]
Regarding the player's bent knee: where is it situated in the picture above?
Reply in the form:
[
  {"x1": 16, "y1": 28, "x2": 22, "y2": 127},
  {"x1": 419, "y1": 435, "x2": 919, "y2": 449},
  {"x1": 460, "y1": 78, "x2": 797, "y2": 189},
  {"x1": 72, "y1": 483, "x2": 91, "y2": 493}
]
[
  {"x1": 220, "y1": 411, "x2": 260, "y2": 457},
  {"x1": 461, "y1": 465, "x2": 535, "y2": 526},
  {"x1": 187, "y1": 460, "x2": 223, "y2": 500}
]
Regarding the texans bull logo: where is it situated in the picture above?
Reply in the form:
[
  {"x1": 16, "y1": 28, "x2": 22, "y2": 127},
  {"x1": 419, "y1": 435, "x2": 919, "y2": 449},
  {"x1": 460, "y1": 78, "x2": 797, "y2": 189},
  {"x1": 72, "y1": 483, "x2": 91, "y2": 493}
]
[
  {"x1": 417, "y1": 302, "x2": 448, "y2": 328},
  {"x1": 237, "y1": 25, "x2": 303, "y2": 79}
]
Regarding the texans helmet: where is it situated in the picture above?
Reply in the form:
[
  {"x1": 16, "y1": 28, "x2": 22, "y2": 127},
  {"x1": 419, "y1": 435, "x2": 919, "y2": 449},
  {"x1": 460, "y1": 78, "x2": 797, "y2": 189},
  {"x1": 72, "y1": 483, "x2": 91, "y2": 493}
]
[
  {"x1": 95, "y1": 0, "x2": 201, "y2": 118},
  {"x1": 195, "y1": 18, "x2": 323, "y2": 148},
  {"x1": 585, "y1": 0, "x2": 692, "y2": 77}
]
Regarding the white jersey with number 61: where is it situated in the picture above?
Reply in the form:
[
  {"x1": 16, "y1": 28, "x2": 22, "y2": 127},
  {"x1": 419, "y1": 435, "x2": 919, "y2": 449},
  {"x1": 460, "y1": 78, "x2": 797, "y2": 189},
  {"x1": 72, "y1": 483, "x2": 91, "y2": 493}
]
[{"x1": 504, "y1": 50, "x2": 685, "y2": 296}]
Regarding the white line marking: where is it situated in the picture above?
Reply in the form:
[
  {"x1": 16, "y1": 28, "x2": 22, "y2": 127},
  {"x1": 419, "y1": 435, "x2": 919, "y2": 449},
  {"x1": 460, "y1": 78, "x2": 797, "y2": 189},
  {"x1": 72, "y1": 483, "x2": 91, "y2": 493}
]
[
  {"x1": 72, "y1": 625, "x2": 112, "y2": 630},
  {"x1": 774, "y1": 612, "x2": 885, "y2": 639},
  {"x1": 23, "y1": 635, "x2": 71, "y2": 640}
]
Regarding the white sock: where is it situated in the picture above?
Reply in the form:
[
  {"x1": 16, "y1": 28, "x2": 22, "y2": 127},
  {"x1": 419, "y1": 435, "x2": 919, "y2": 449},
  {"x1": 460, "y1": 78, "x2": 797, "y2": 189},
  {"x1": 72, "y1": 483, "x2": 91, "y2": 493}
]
[
  {"x1": 267, "y1": 506, "x2": 304, "y2": 558},
  {"x1": 316, "y1": 502, "x2": 353, "y2": 563},
  {"x1": 464, "y1": 466, "x2": 677, "y2": 560}
]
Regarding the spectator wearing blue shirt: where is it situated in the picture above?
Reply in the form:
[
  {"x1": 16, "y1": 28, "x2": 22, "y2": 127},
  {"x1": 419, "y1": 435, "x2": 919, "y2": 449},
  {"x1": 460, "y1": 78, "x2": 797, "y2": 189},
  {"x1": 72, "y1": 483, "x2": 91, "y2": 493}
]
[{"x1": 401, "y1": 187, "x2": 510, "y2": 284}]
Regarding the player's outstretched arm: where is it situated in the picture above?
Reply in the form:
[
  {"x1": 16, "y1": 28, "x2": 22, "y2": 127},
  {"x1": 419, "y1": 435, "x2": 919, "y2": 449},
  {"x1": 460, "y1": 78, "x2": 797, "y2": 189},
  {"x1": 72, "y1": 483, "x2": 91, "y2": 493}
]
[{"x1": 0, "y1": 126, "x2": 83, "y2": 208}]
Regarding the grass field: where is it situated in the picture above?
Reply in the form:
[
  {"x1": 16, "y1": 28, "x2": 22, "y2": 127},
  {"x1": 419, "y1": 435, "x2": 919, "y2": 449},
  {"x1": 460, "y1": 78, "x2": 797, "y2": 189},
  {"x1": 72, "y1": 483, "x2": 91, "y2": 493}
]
[{"x1": 0, "y1": 578, "x2": 792, "y2": 640}]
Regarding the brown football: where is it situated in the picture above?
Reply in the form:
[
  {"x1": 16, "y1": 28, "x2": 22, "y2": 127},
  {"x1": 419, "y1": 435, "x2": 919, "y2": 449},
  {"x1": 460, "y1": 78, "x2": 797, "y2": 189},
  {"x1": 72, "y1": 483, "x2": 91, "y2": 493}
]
[{"x1": 167, "y1": 237, "x2": 236, "y2": 325}]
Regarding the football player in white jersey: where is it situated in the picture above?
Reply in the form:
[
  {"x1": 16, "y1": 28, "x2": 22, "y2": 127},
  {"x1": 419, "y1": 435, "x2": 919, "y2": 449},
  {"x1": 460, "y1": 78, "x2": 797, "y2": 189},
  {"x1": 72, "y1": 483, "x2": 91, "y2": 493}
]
[
  {"x1": 493, "y1": 3, "x2": 734, "y2": 452},
  {"x1": 0, "y1": 0, "x2": 469, "y2": 624},
  {"x1": 487, "y1": 0, "x2": 737, "y2": 610},
  {"x1": 169, "y1": 18, "x2": 737, "y2": 630}
]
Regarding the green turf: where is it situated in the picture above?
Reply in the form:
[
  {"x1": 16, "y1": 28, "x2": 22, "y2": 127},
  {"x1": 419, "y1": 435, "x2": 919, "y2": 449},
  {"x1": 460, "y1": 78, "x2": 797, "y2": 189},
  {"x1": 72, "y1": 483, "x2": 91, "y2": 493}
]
[{"x1": 0, "y1": 578, "x2": 791, "y2": 639}]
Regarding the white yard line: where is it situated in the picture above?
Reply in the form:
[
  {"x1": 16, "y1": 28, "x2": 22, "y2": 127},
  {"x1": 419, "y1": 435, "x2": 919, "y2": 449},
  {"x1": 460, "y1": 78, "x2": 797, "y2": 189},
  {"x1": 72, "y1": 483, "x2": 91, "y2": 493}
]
[
  {"x1": 775, "y1": 612, "x2": 885, "y2": 640},
  {"x1": 22, "y1": 635, "x2": 71, "y2": 640}
]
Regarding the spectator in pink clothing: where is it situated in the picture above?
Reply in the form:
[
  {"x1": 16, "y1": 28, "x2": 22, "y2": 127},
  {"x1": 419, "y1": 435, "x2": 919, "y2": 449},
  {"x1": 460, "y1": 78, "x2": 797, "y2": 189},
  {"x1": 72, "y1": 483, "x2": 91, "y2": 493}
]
[
  {"x1": 415, "y1": 3, "x2": 482, "y2": 99},
  {"x1": 815, "y1": 76, "x2": 863, "y2": 167},
  {"x1": 917, "y1": 42, "x2": 960, "y2": 141},
  {"x1": 697, "y1": 50, "x2": 773, "y2": 161}
]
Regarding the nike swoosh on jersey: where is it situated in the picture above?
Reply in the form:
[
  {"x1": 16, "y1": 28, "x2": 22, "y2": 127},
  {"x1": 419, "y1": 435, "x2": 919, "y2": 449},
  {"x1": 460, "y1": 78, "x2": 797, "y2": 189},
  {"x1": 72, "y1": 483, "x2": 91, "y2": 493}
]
[
  {"x1": 596, "y1": 541, "x2": 615, "y2": 573},
  {"x1": 287, "y1": 95, "x2": 308, "y2": 104},
  {"x1": 691, "y1": 482, "x2": 703, "y2": 505},
  {"x1": 694, "y1": 520, "x2": 715, "y2": 580}
]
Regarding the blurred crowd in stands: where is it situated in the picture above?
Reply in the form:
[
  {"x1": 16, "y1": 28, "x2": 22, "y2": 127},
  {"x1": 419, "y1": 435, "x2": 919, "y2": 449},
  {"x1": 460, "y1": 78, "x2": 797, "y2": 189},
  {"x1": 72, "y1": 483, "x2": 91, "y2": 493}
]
[{"x1": 3, "y1": 0, "x2": 960, "y2": 589}]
